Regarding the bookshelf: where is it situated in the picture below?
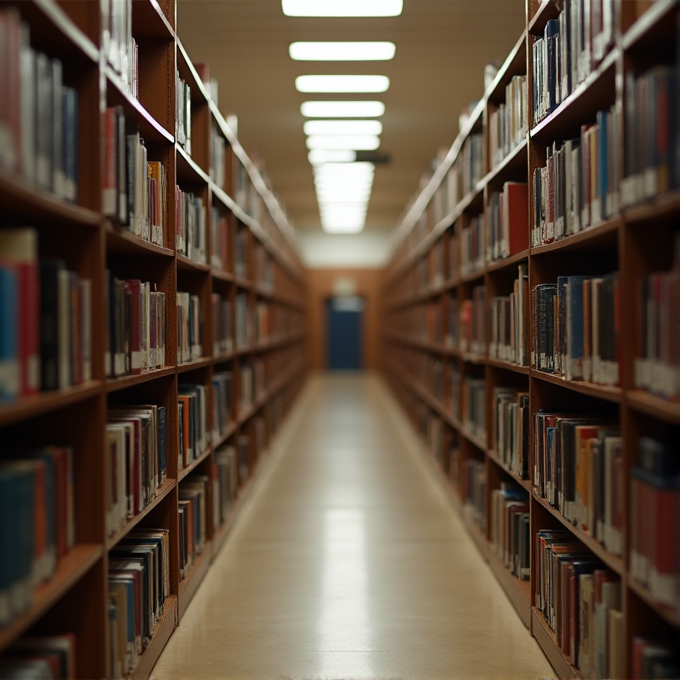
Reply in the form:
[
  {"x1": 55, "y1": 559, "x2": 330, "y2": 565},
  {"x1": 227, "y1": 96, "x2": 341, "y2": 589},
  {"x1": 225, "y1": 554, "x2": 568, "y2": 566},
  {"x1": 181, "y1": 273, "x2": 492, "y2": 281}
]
[
  {"x1": 382, "y1": 1, "x2": 679, "y2": 678},
  {"x1": 0, "y1": 0, "x2": 307, "y2": 676}
]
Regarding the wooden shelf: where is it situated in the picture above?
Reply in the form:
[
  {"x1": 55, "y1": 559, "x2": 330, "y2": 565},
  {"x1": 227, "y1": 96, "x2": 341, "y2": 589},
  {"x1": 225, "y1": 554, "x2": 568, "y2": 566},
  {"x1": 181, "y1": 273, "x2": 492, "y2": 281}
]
[
  {"x1": 461, "y1": 426, "x2": 487, "y2": 452},
  {"x1": 178, "y1": 446, "x2": 212, "y2": 481},
  {"x1": 530, "y1": 217, "x2": 620, "y2": 255},
  {"x1": 533, "y1": 494, "x2": 624, "y2": 575},
  {"x1": 177, "y1": 253, "x2": 210, "y2": 272},
  {"x1": 486, "y1": 248, "x2": 529, "y2": 274},
  {"x1": 0, "y1": 170, "x2": 102, "y2": 227},
  {"x1": 485, "y1": 30, "x2": 527, "y2": 102},
  {"x1": 487, "y1": 449, "x2": 531, "y2": 492},
  {"x1": 131, "y1": 0, "x2": 175, "y2": 40},
  {"x1": 106, "y1": 367, "x2": 176, "y2": 392},
  {"x1": 177, "y1": 357, "x2": 212, "y2": 373},
  {"x1": 462, "y1": 511, "x2": 489, "y2": 561},
  {"x1": 483, "y1": 138, "x2": 528, "y2": 187},
  {"x1": 176, "y1": 145, "x2": 210, "y2": 186},
  {"x1": 211, "y1": 267, "x2": 235, "y2": 283},
  {"x1": 487, "y1": 545, "x2": 531, "y2": 628},
  {"x1": 179, "y1": 544, "x2": 212, "y2": 620},
  {"x1": 0, "y1": 381, "x2": 102, "y2": 427},
  {"x1": 623, "y1": 191, "x2": 680, "y2": 224},
  {"x1": 626, "y1": 390, "x2": 680, "y2": 425},
  {"x1": 0, "y1": 545, "x2": 103, "y2": 650},
  {"x1": 213, "y1": 421, "x2": 238, "y2": 449},
  {"x1": 528, "y1": 0, "x2": 561, "y2": 34},
  {"x1": 627, "y1": 576, "x2": 680, "y2": 629},
  {"x1": 530, "y1": 370, "x2": 623, "y2": 403},
  {"x1": 107, "y1": 479, "x2": 177, "y2": 550},
  {"x1": 486, "y1": 357, "x2": 530, "y2": 375},
  {"x1": 531, "y1": 608, "x2": 582, "y2": 680},
  {"x1": 622, "y1": 0, "x2": 678, "y2": 50},
  {"x1": 105, "y1": 222, "x2": 174, "y2": 258},
  {"x1": 129, "y1": 595, "x2": 178, "y2": 680},
  {"x1": 461, "y1": 352, "x2": 486, "y2": 365}
]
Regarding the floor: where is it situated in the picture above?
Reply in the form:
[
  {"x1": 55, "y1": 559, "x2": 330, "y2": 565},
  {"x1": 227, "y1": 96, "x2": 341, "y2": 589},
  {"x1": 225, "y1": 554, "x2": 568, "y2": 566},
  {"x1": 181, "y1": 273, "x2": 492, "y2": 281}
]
[{"x1": 152, "y1": 373, "x2": 556, "y2": 680}]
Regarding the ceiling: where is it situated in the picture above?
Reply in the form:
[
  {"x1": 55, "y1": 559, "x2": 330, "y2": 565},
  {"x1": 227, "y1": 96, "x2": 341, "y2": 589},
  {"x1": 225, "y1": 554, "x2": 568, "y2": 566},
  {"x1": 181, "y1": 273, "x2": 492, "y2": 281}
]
[{"x1": 176, "y1": 0, "x2": 526, "y2": 238}]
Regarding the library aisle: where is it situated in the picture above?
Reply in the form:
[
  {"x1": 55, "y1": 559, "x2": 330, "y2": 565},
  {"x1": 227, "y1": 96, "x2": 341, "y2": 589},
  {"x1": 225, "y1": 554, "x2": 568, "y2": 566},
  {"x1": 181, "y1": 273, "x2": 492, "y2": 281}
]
[{"x1": 152, "y1": 373, "x2": 555, "y2": 680}]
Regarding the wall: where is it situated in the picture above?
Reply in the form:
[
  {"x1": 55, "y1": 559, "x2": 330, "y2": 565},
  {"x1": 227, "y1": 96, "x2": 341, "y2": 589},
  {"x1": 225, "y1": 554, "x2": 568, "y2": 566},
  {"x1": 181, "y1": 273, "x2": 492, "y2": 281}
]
[
  {"x1": 306, "y1": 268, "x2": 385, "y2": 371},
  {"x1": 298, "y1": 231, "x2": 393, "y2": 268}
]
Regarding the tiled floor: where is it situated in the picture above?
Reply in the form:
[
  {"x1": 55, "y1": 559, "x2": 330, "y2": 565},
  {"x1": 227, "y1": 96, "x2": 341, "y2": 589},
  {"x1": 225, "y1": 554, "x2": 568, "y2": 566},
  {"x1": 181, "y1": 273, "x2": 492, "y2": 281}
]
[{"x1": 152, "y1": 373, "x2": 555, "y2": 680}]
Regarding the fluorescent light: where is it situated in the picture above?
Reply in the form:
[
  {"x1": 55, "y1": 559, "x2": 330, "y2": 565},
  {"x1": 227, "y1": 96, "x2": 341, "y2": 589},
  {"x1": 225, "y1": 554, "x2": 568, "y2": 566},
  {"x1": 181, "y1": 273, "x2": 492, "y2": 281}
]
[
  {"x1": 296, "y1": 75, "x2": 389, "y2": 93},
  {"x1": 322, "y1": 223, "x2": 364, "y2": 234},
  {"x1": 307, "y1": 135, "x2": 380, "y2": 150},
  {"x1": 282, "y1": 0, "x2": 403, "y2": 17},
  {"x1": 290, "y1": 42, "x2": 396, "y2": 61},
  {"x1": 308, "y1": 149, "x2": 357, "y2": 164},
  {"x1": 301, "y1": 101, "x2": 385, "y2": 118},
  {"x1": 314, "y1": 162, "x2": 375, "y2": 174},
  {"x1": 304, "y1": 120, "x2": 383, "y2": 136}
]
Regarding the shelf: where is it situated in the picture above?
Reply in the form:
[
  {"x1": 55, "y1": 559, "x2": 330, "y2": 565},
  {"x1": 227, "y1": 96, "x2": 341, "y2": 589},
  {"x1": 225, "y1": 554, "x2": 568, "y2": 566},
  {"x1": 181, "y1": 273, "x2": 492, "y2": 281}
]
[
  {"x1": 107, "y1": 479, "x2": 177, "y2": 550},
  {"x1": 486, "y1": 248, "x2": 529, "y2": 274},
  {"x1": 460, "y1": 267, "x2": 486, "y2": 284},
  {"x1": 627, "y1": 576, "x2": 680, "y2": 629},
  {"x1": 178, "y1": 446, "x2": 212, "y2": 482},
  {"x1": 531, "y1": 608, "x2": 582, "y2": 680},
  {"x1": 0, "y1": 381, "x2": 101, "y2": 427},
  {"x1": 623, "y1": 191, "x2": 680, "y2": 224},
  {"x1": 528, "y1": 0, "x2": 561, "y2": 34},
  {"x1": 105, "y1": 222, "x2": 174, "y2": 258},
  {"x1": 462, "y1": 511, "x2": 489, "y2": 562},
  {"x1": 461, "y1": 352, "x2": 486, "y2": 365},
  {"x1": 213, "y1": 421, "x2": 238, "y2": 449},
  {"x1": 486, "y1": 358, "x2": 530, "y2": 375},
  {"x1": 211, "y1": 268, "x2": 234, "y2": 283},
  {"x1": 0, "y1": 544, "x2": 103, "y2": 650},
  {"x1": 0, "y1": 169, "x2": 102, "y2": 228},
  {"x1": 530, "y1": 49, "x2": 617, "y2": 141},
  {"x1": 530, "y1": 370, "x2": 623, "y2": 403},
  {"x1": 106, "y1": 66, "x2": 174, "y2": 145},
  {"x1": 460, "y1": 427, "x2": 487, "y2": 452},
  {"x1": 533, "y1": 495, "x2": 624, "y2": 575},
  {"x1": 177, "y1": 357, "x2": 212, "y2": 373},
  {"x1": 131, "y1": 0, "x2": 175, "y2": 40},
  {"x1": 234, "y1": 275, "x2": 253, "y2": 289},
  {"x1": 485, "y1": 30, "x2": 527, "y2": 103},
  {"x1": 179, "y1": 545, "x2": 212, "y2": 621},
  {"x1": 177, "y1": 253, "x2": 210, "y2": 272},
  {"x1": 106, "y1": 367, "x2": 176, "y2": 392},
  {"x1": 213, "y1": 350, "x2": 236, "y2": 363},
  {"x1": 176, "y1": 38, "x2": 211, "y2": 104},
  {"x1": 483, "y1": 138, "x2": 528, "y2": 187},
  {"x1": 530, "y1": 217, "x2": 620, "y2": 255},
  {"x1": 176, "y1": 146, "x2": 210, "y2": 186},
  {"x1": 129, "y1": 595, "x2": 177, "y2": 680},
  {"x1": 626, "y1": 390, "x2": 680, "y2": 425},
  {"x1": 622, "y1": 0, "x2": 678, "y2": 51},
  {"x1": 487, "y1": 545, "x2": 531, "y2": 628},
  {"x1": 487, "y1": 449, "x2": 531, "y2": 492}
]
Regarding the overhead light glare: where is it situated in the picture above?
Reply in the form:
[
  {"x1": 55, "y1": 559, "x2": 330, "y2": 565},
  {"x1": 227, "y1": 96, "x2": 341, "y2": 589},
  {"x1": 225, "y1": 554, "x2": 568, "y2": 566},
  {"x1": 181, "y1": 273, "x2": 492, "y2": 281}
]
[
  {"x1": 301, "y1": 101, "x2": 385, "y2": 118},
  {"x1": 308, "y1": 149, "x2": 357, "y2": 164},
  {"x1": 307, "y1": 135, "x2": 380, "y2": 150},
  {"x1": 304, "y1": 120, "x2": 383, "y2": 136},
  {"x1": 322, "y1": 223, "x2": 365, "y2": 234},
  {"x1": 296, "y1": 75, "x2": 389, "y2": 93},
  {"x1": 282, "y1": 0, "x2": 402, "y2": 17},
  {"x1": 289, "y1": 42, "x2": 396, "y2": 61}
]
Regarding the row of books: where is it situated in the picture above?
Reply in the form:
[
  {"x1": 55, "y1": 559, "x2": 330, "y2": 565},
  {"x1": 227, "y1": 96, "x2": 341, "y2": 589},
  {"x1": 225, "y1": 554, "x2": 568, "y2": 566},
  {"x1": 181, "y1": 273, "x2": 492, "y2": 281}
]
[
  {"x1": 460, "y1": 214, "x2": 485, "y2": 277},
  {"x1": 212, "y1": 371, "x2": 233, "y2": 441},
  {"x1": 535, "y1": 531, "x2": 623, "y2": 679},
  {"x1": 459, "y1": 285, "x2": 485, "y2": 356},
  {"x1": 210, "y1": 125, "x2": 227, "y2": 191},
  {"x1": 0, "y1": 11, "x2": 79, "y2": 201},
  {"x1": 0, "y1": 447, "x2": 75, "y2": 627},
  {"x1": 234, "y1": 227, "x2": 248, "y2": 279},
  {"x1": 531, "y1": 274, "x2": 620, "y2": 386},
  {"x1": 212, "y1": 293, "x2": 233, "y2": 356},
  {"x1": 0, "y1": 634, "x2": 76, "y2": 679},
  {"x1": 463, "y1": 457, "x2": 487, "y2": 531},
  {"x1": 104, "y1": 106, "x2": 166, "y2": 248},
  {"x1": 107, "y1": 274, "x2": 166, "y2": 377},
  {"x1": 175, "y1": 188, "x2": 207, "y2": 265},
  {"x1": 175, "y1": 72, "x2": 192, "y2": 155},
  {"x1": 254, "y1": 243, "x2": 274, "y2": 292},
  {"x1": 177, "y1": 292, "x2": 202, "y2": 364},
  {"x1": 622, "y1": 64, "x2": 679, "y2": 206},
  {"x1": 0, "y1": 229, "x2": 92, "y2": 401},
  {"x1": 488, "y1": 263, "x2": 529, "y2": 366},
  {"x1": 106, "y1": 405, "x2": 167, "y2": 537},
  {"x1": 462, "y1": 377, "x2": 486, "y2": 443},
  {"x1": 210, "y1": 208, "x2": 229, "y2": 271},
  {"x1": 488, "y1": 75, "x2": 528, "y2": 169},
  {"x1": 532, "y1": 107, "x2": 620, "y2": 247},
  {"x1": 533, "y1": 413, "x2": 623, "y2": 557},
  {"x1": 238, "y1": 360, "x2": 264, "y2": 412},
  {"x1": 492, "y1": 387, "x2": 530, "y2": 480},
  {"x1": 629, "y1": 436, "x2": 679, "y2": 609},
  {"x1": 109, "y1": 529, "x2": 171, "y2": 678},
  {"x1": 631, "y1": 637, "x2": 680, "y2": 679},
  {"x1": 532, "y1": 0, "x2": 616, "y2": 125},
  {"x1": 634, "y1": 236, "x2": 680, "y2": 403},
  {"x1": 178, "y1": 384, "x2": 209, "y2": 470},
  {"x1": 235, "y1": 292, "x2": 252, "y2": 348},
  {"x1": 106, "y1": 0, "x2": 137, "y2": 96},
  {"x1": 179, "y1": 474, "x2": 208, "y2": 580},
  {"x1": 487, "y1": 183, "x2": 528, "y2": 263},
  {"x1": 490, "y1": 485, "x2": 530, "y2": 580},
  {"x1": 213, "y1": 444, "x2": 239, "y2": 529},
  {"x1": 458, "y1": 132, "x2": 485, "y2": 198}
]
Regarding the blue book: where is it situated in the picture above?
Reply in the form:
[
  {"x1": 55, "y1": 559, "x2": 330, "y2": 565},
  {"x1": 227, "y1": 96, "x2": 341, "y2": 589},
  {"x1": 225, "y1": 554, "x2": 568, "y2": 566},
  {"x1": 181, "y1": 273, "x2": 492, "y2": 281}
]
[
  {"x1": 596, "y1": 110, "x2": 608, "y2": 219},
  {"x1": 566, "y1": 275, "x2": 593, "y2": 381},
  {"x1": 545, "y1": 19, "x2": 560, "y2": 114},
  {"x1": 0, "y1": 266, "x2": 19, "y2": 402}
]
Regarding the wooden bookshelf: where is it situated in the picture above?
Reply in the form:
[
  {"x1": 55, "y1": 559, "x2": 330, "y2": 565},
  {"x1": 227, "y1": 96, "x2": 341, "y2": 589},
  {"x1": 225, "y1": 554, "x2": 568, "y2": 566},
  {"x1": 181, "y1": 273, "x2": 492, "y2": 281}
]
[
  {"x1": 0, "y1": 0, "x2": 307, "y2": 676},
  {"x1": 381, "y1": 2, "x2": 680, "y2": 678}
]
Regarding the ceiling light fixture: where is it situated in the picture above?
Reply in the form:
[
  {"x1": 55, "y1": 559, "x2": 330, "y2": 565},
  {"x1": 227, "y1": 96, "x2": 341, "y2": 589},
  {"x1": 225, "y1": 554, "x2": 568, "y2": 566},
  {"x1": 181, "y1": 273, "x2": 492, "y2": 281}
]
[
  {"x1": 308, "y1": 149, "x2": 357, "y2": 164},
  {"x1": 307, "y1": 135, "x2": 380, "y2": 150},
  {"x1": 301, "y1": 101, "x2": 385, "y2": 118},
  {"x1": 289, "y1": 41, "x2": 396, "y2": 61},
  {"x1": 304, "y1": 120, "x2": 383, "y2": 136},
  {"x1": 282, "y1": 0, "x2": 403, "y2": 17},
  {"x1": 296, "y1": 75, "x2": 389, "y2": 93}
]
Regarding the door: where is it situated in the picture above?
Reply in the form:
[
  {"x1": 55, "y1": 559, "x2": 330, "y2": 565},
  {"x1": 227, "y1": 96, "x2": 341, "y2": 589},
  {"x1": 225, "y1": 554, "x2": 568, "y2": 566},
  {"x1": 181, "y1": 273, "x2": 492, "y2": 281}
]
[{"x1": 325, "y1": 296, "x2": 365, "y2": 370}]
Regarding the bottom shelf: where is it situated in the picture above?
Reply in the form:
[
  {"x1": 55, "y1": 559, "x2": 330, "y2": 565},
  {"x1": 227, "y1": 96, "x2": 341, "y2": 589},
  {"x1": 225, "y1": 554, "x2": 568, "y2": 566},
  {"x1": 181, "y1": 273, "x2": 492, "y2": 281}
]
[
  {"x1": 130, "y1": 595, "x2": 178, "y2": 680},
  {"x1": 531, "y1": 608, "x2": 581, "y2": 680},
  {"x1": 178, "y1": 545, "x2": 212, "y2": 621},
  {"x1": 487, "y1": 546, "x2": 531, "y2": 628}
]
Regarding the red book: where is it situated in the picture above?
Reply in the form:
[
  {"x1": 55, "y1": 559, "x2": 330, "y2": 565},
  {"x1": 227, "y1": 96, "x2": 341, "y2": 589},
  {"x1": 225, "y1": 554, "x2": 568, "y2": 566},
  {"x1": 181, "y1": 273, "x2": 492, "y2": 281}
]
[
  {"x1": 123, "y1": 280, "x2": 142, "y2": 375},
  {"x1": 501, "y1": 182, "x2": 529, "y2": 257}
]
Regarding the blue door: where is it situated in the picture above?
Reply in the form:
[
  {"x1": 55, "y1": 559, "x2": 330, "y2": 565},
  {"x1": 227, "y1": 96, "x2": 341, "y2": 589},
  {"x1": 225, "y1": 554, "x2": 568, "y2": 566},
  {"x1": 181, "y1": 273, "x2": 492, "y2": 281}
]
[{"x1": 326, "y1": 296, "x2": 364, "y2": 370}]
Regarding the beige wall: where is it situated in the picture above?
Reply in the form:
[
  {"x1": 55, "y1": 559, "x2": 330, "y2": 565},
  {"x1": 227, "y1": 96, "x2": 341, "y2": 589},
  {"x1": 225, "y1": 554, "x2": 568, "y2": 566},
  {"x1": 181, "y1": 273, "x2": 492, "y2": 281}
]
[{"x1": 306, "y1": 268, "x2": 384, "y2": 370}]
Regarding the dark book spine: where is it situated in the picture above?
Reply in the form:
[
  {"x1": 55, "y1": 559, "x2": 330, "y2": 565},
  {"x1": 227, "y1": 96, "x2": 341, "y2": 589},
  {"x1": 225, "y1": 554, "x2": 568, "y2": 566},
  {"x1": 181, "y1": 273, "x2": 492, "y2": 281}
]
[{"x1": 39, "y1": 259, "x2": 64, "y2": 390}]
